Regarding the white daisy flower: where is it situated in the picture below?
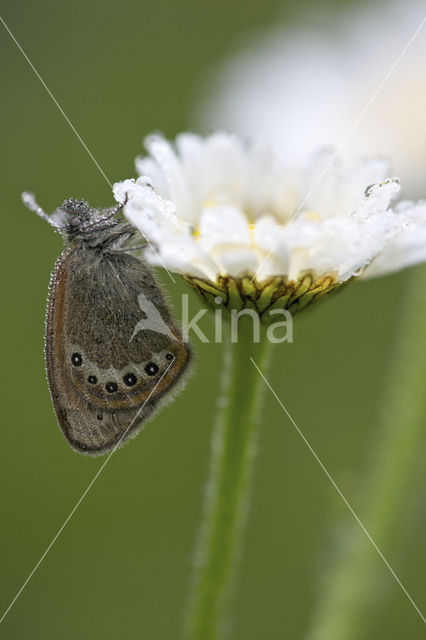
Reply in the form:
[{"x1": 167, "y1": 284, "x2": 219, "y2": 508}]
[
  {"x1": 114, "y1": 133, "x2": 426, "y2": 316},
  {"x1": 196, "y1": 0, "x2": 426, "y2": 196}
]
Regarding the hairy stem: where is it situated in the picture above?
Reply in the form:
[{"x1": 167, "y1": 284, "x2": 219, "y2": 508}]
[{"x1": 183, "y1": 317, "x2": 271, "y2": 640}]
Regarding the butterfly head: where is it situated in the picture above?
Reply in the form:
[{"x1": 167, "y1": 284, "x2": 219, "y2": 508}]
[
  {"x1": 22, "y1": 191, "x2": 131, "y2": 247},
  {"x1": 59, "y1": 198, "x2": 93, "y2": 237}
]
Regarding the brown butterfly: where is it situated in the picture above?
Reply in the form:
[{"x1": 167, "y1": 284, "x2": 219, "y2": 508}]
[{"x1": 23, "y1": 192, "x2": 191, "y2": 456}]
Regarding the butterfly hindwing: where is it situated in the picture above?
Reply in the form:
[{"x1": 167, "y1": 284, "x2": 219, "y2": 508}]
[{"x1": 45, "y1": 246, "x2": 190, "y2": 455}]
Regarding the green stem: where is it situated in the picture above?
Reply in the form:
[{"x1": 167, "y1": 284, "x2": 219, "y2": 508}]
[
  {"x1": 183, "y1": 317, "x2": 271, "y2": 640},
  {"x1": 306, "y1": 266, "x2": 426, "y2": 640}
]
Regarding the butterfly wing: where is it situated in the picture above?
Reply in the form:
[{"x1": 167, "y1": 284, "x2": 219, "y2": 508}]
[{"x1": 45, "y1": 246, "x2": 191, "y2": 455}]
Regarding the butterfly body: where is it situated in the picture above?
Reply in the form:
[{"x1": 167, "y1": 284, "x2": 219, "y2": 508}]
[{"x1": 24, "y1": 194, "x2": 191, "y2": 455}]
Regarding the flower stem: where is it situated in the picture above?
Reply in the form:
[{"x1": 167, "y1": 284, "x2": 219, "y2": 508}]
[
  {"x1": 183, "y1": 317, "x2": 271, "y2": 640},
  {"x1": 306, "y1": 267, "x2": 426, "y2": 640}
]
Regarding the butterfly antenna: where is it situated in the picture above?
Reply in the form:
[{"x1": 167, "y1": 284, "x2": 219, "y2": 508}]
[
  {"x1": 105, "y1": 193, "x2": 129, "y2": 219},
  {"x1": 80, "y1": 194, "x2": 129, "y2": 232},
  {"x1": 22, "y1": 192, "x2": 59, "y2": 227}
]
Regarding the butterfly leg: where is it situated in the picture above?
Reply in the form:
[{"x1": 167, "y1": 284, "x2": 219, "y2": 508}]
[{"x1": 114, "y1": 243, "x2": 148, "y2": 253}]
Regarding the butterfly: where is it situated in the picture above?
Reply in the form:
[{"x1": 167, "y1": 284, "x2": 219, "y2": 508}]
[{"x1": 23, "y1": 192, "x2": 191, "y2": 455}]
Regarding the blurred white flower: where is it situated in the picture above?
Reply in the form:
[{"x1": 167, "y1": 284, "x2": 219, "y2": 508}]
[
  {"x1": 196, "y1": 0, "x2": 426, "y2": 196},
  {"x1": 114, "y1": 133, "x2": 426, "y2": 314}
]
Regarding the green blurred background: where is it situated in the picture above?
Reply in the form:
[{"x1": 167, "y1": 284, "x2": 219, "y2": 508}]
[{"x1": 0, "y1": 0, "x2": 424, "y2": 638}]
